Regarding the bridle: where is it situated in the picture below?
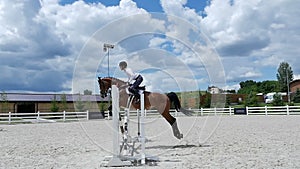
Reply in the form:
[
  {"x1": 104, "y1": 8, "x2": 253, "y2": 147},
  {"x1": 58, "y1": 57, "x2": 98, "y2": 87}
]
[
  {"x1": 98, "y1": 77, "x2": 130, "y2": 98},
  {"x1": 98, "y1": 78, "x2": 110, "y2": 98}
]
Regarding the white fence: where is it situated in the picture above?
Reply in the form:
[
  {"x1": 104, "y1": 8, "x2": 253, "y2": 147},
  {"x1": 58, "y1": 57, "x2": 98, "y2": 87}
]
[
  {"x1": 1, "y1": 105, "x2": 300, "y2": 124},
  {"x1": 190, "y1": 106, "x2": 300, "y2": 116},
  {"x1": 246, "y1": 105, "x2": 300, "y2": 115},
  {"x1": 191, "y1": 107, "x2": 235, "y2": 116},
  {"x1": 0, "y1": 111, "x2": 88, "y2": 124},
  {"x1": 114, "y1": 106, "x2": 300, "y2": 117},
  {"x1": 107, "y1": 107, "x2": 235, "y2": 119}
]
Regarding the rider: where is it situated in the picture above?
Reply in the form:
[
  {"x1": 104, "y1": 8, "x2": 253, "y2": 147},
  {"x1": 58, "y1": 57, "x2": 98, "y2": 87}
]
[{"x1": 119, "y1": 61, "x2": 143, "y2": 103}]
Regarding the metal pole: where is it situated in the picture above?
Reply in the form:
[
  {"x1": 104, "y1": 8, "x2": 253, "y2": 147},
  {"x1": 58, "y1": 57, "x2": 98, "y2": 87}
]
[
  {"x1": 286, "y1": 68, "x2": 290, "y2": 103},
  {"x1": 108, "y1": 48, "x2": 110, "y2": 77},
  {"x1": 103, "y1": 43, "x2": 114, "y2": 77}
]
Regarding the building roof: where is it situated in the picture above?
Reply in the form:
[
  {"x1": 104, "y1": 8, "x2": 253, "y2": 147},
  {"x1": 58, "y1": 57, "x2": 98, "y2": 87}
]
[
  {"x1": 2, "y1": 93, "x2": 109, "y2": 102},
  {"x1": 290, "y1": 79, "x2": 300, "y2": 85}
]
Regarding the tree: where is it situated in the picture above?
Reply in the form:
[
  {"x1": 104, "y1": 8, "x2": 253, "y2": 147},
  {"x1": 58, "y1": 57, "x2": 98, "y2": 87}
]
[
  {"x1": 99, "y1": 102, "x2": 108, "y2": 112},
  {"x1": 238, "y1": 80, "x2": 258, "y2": 94},
  {"x1": 84, "y1": 89, "x2": 92, "y2": 95},
  {"x1": 244, "y1": 92, "x2": 258, "y2": 106},
  {"x1": 201, "y1": 92, "x2": 211, "y2": 108},
  {"x1": 272, "y1": 93, "x2": 284, "y2": 106},
  {"x1": 51, "y1": 95, "x2": 59, "y2": 112},
  {"x1": 1, "y1": 91, "x2": 9, "y2": 113},
  {"x1": 60, "y1": 94, "x2": 68, "y2": 111},
  {"x1": 257, "y1": 81, "x2": 280, "y2": 94},
  {"x1": 239, "y1": 80, "x2": 280, "y2": 95},
  {"x1": 276, "y1": 62, "x2": 293, "y2": 92},
  {"x1": 75, "y1": 94, "x2": 85, "y2": 112},
  {"x1": 293, "y1": 89, "x2": 300, "y2": 103}
]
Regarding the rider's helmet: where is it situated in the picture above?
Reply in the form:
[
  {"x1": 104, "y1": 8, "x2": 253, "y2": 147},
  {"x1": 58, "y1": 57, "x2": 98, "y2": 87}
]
[{"x1": 119, "y1": 61, "x2": 127, "y2": 70}]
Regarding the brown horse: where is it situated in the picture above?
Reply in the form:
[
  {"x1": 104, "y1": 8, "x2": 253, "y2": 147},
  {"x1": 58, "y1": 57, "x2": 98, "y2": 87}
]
[{"x1": 98, "y1": 77, "x2": 193, "y2": 139}]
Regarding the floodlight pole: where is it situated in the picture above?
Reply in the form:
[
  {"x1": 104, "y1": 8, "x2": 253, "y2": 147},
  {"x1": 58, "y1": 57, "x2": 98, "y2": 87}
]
[
  {"x1": 103, "y1": 43, "x2": 114, "y2": 77},
  {"x1": 286, "y1": 68, "x2": 290, "y2": 103}
]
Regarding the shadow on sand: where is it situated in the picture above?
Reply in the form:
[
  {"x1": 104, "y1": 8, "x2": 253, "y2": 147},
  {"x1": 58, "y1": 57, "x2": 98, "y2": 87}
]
[{"x1": 146, "y1": 144, "x2": 211, "y2": 150}]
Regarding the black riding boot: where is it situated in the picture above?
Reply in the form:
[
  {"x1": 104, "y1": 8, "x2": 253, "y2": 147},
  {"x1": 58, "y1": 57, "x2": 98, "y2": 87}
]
[
  {"x1": 129, "y1": 87, "x2": 140, "y2": 104},
  {"x1": 133, "y1": 89, "x2": 140, "y2": 104}
]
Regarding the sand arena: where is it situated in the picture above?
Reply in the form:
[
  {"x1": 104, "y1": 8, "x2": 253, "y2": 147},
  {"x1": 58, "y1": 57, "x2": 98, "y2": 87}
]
[{"x1": 0, "y1": 115, "x2": 299, "y2": 168}]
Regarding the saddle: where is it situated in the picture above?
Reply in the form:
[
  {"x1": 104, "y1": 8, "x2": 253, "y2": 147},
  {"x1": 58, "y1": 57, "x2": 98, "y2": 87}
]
[
  {"x1": 126, "y1": 85, "x2": 146, "y2": 96},
  {"x1": 136, "y1": 86, "x2": 146, "y2": 91}
]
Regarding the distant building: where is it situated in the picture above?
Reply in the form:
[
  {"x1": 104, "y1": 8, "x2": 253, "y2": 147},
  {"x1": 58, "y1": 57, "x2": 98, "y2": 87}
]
[
  {"x1": 207, "y1": 86, "x2": 222, "y2": 94},
  {"x1": 290, "y1": 79, "x2": 300, "y2": 93},
  {"x1": 0, "y1": 93, "x2": 109, "y2": 113}
]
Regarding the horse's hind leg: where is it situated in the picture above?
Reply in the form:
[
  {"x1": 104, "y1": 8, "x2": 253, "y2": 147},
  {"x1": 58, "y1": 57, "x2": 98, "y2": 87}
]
[
  {"x1": 171, "y1": 118, "x2": 183, "y2": 139},
  {"x1": 162, "y1": 111, "x2": 183, "y2": 139}
]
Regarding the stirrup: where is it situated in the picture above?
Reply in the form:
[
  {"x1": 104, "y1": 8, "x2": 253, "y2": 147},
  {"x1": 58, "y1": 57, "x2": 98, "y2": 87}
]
[{"x1": 134, "y1": 97, "x2": 140, "y2": 104}]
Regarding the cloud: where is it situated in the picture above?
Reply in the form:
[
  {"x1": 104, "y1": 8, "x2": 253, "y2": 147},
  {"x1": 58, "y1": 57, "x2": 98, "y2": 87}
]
[
  {"x1": 202, "y1": 0, "x2": 300, "y2": 61},
  {"x1": 226, "y1": 66, "x2": 262, "y2": 82},
  {"x1": 0, "y1": 0, "x2": 152, "y2": 93},
  {"x1": 1, "y1": 0, "x2": 299, "y2": 93}
]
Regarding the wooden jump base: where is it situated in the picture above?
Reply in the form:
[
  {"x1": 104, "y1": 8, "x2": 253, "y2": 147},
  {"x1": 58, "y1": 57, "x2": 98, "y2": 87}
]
[{"x1": 101, "y1": 85, "x2": 158, "y2": 167}]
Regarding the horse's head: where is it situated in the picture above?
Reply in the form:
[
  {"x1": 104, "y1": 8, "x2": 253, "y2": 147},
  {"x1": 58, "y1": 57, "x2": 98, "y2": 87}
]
[{"x1": 98, "y1": 77, "x2": 112, "y2": 98}]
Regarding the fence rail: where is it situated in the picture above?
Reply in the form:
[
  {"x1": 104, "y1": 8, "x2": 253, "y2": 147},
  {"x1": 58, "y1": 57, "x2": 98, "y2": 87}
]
[
  {"x1": 121, "y1": 106, "x2": 300, "y2": 117},
  {"x1": 246, "y1": 105, "x2": 300, "y2": 115},
  {"x1": 1, "y1": 105, "x2": 300, "y2": 125},
  {"x1": 0, "y1": 111, "x2": 88, "y2": 124}
]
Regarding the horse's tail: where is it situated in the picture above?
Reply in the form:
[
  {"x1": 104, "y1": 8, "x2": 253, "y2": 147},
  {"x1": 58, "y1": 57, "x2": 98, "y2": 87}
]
[
  {"x1": 167, "y1": 92, "x2": 193, "y2": 116},
  {"x1": 167, "y1": 92, "x2": 181, "y2": 111}
]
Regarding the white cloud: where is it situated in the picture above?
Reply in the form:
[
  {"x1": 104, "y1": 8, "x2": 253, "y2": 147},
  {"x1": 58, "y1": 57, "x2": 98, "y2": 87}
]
[
  {"x1": 293, "y1": 74, "x2": 300, "y2": 81},
  {"x1": 201, "y1": 0, "x2": 300, "y2": 85},
  {"x1": 226, "y1": 66, "x2": 262, "y2": 82},
  {"x1": 1, "y1": 0, "x2": 299, "y2": 94}
]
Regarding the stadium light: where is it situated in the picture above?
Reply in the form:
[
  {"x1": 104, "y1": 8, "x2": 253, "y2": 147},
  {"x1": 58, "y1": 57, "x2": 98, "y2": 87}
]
[{"x1": 103, "y1": 43, "x2": 114, "y2": 77}]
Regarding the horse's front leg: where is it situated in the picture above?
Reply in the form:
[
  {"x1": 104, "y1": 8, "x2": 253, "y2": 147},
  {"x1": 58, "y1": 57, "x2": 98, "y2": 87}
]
[{"x1": 119, "y1": 113, "x2": 125, "y2": 134}]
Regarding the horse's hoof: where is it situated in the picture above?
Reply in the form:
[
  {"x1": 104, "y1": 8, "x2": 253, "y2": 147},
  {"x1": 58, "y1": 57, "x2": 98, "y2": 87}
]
[{"x1": 175, "y1": 133, "x2": 183, "y2": 139}]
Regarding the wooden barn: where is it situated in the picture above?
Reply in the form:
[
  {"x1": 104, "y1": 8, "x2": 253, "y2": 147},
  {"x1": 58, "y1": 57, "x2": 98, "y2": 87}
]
[{"x1": 0, "y1": 93, "x2": 109, "y2": 113}]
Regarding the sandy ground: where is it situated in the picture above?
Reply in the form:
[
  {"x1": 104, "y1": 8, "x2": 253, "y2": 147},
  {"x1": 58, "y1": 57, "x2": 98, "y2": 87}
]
[{"x1": 0, "y1": 115, "x2": 300, "y2": 169}]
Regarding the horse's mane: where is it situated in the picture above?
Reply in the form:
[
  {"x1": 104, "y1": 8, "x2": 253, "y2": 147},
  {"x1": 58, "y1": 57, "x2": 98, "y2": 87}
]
[{"x1": 102, "y1": 76, "x2": 126, "y2": 84}]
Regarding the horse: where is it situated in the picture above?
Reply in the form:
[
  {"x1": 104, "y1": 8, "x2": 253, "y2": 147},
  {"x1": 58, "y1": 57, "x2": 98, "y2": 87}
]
[{"x1": 98, "y1": 77, "x2": 193, "y2": 140}]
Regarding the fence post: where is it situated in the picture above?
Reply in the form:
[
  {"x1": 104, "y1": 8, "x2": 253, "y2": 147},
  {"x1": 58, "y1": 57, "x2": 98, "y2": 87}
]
[
  {"x1": 286, "y1": 105, "x2": 290, "y2": 115},
  {"x1": 265, "y1": 106, "x2": 268, "y2": 116},
  {"x1": 246, "y1": 106, "x2": 249, "y2": 115},
  {"x1": 229, "y1": 107, "x2": 232, "y2": 116},
  {"x1": 214, "y1": 107, "x2": 217, "y2": 116},
  {"x1": 86, "y1": 110, "x2": 89, "y2": 120},
  {"x1": 37, "y1": 111, "x2": 40, "y2": 120},
  {"x1": 63, "y1": 111, "x2": 66, "y2": 122},
  {"x1": 8, "y1": 112, "x2": 11, "y2": 124},
  {"x1": 201, "y1": 108, "x2": 203, "y2": 116}
]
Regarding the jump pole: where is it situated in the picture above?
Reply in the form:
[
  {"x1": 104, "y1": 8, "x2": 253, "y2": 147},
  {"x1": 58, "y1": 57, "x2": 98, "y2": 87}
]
[
  {"x1": 140, "y1": 91, "x2": 146, "y2": 164},
  {"x1": 101, "y1": 85, "x2": 158, "y2": 167},
  {"x1": 101, "y1": 85, "x2": 131, "y2": 167}
]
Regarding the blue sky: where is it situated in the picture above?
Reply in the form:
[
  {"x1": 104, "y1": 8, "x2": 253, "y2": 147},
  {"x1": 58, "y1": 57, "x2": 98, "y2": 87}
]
[
  {"x1": 59, "y1": 0, "x2": 207, "y2": 13},
  {"x1": 0, "y1": 0, "x2": 300, "y2": 94}
]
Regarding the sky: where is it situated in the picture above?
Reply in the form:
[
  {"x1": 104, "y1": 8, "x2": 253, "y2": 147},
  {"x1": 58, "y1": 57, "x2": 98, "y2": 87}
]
[{"x1": 0, "y1": 0, "x2": 300, "y2": 94}]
